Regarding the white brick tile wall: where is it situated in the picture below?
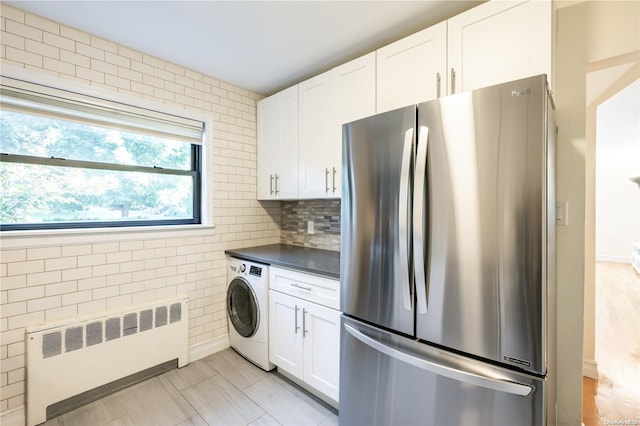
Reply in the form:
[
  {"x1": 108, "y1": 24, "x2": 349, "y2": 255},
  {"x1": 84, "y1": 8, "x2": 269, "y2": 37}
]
[
  {"x1": 77, "y1": 253, "x2": 106, "y2": 268},
  {"x1": 1, "y1": 275, "x2": 26, "y2": 291},
  {"x1": 24, "y1": 38, "x2": 58, "y2": 59},
  {"x1": 43, "y1": 32, "x2": 74, "y2": 51},
  {"x1": 77, "y1": 276, "x2": 106, "y2": 291},
  {"x1": 26, "y1": 271, "x2": 61, "y2": 286},
  {"x1": 0, "y1": 3, "x2": 279, "y2": 414},
  {"x1": 43, "y1": 257, "x2": 76, "y2": 271},
  {"x1": 60, "y1": 244, "x2": 92, "y2": 257},
  {"x1": 61, "y1": 267, "x2": 93, "y2": 282},
  {"x1": 25, "y1": 14, "x2": 58, "y2": 34},
  {"x1": 1, "y1": 31, "x2": 24, "y2": 50},
  {"x1": 45, "y1": 281, "x2": 77, "y2": 297},
  {"x1": 5, "y1": 20, "x2": 41, "y2": 41},
  {"x1": 26, "y1": 295, "x2": 61, "y2": 312},
  {"x1": 0, "y1": 302, "x2": 26, "y2": 318}
]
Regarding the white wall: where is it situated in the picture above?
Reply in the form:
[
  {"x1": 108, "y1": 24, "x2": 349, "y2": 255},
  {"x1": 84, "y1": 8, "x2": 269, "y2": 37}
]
[
  {"x1": 0, "y1": 4, "x2": 281, "y2": 415},
  {"x1": 595, "y1": 80, "x2": 640, "y2": 262},
  {"x1": 555, "y1": 1, "x2": 640, "y2": 424}
]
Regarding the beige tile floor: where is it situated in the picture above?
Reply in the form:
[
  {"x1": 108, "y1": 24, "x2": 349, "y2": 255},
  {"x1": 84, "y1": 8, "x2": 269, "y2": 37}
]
[{"x1": 43, "y1": 348, "x2": 339, "y2": 426}]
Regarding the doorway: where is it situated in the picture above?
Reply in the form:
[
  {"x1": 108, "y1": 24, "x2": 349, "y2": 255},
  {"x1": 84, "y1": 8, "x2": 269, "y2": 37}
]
[{"x1": 583, "y1": 54, "x2": 640, "y2": 425}]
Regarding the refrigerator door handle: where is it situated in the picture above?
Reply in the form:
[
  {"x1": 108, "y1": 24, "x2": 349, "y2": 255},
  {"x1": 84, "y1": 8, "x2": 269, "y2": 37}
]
[
  {"x1": 344, "y1": 323, "x2": 533, "y2": 397},
  {"x1": 413, "y1": 126, "x2": 428, "y2": 314},
  {"x1": 399, "y1": 128, "x2": 413, "y2": 311}
]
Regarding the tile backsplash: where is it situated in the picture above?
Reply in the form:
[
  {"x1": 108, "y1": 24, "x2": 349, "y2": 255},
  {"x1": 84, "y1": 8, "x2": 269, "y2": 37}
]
[{"x1": 281, "y1": 200, "x2": 340, "y2": 251}]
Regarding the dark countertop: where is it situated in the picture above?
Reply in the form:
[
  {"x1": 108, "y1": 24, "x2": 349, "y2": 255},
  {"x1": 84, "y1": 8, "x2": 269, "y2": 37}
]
[{"x1": 225, "y1": 244, "x2": 340, "y2": 279}]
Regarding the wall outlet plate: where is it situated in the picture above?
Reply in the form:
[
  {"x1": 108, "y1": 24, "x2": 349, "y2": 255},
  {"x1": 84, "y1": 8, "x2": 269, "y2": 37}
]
[{"x1": 307, "y1": 220, "x2": 315, "y2": 234}]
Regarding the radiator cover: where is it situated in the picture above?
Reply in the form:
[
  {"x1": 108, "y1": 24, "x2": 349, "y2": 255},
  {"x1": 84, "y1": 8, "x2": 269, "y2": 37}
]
[{"x1": 26, "y1": 295, "x2": 189, "y2": 426}]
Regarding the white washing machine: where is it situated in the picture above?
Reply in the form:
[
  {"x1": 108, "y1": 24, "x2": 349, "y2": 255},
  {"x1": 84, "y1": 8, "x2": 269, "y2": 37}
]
[{"x1": 226, "y1": 256, "x2": 274, "y2": 371}]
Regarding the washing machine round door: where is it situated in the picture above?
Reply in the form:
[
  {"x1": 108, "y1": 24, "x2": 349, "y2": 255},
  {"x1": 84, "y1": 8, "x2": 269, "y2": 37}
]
[{"x1": 227, "y1": 277, "x2": 259, "y2": 338}]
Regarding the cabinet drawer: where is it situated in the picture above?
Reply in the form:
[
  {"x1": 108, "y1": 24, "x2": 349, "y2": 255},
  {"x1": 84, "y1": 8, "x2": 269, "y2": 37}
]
[{"x1": 269, "y1": 267, "x2": 340, "y2": 310}]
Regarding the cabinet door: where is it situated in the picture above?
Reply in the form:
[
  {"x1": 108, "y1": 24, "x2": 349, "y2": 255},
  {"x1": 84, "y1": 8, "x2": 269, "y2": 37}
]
[
  {"x1": 257, "y1": 86, "x2": 299, "y2": 200},
  {"x1": 276, "y1": 85, "x2": 299, "y2": 199},
  {"x1": 257, "y1": 95, "x2": 279, "y2": 199},
  {"x1": 447, "y1": 0, "x2": 552, "y2": 94},
  {"x1": 302, "y1": 302, "x2": 341, "y2": 402},
  {"x1": 269, "y1": 290, "x2": 304, "y2": 379},
  {"x1": 299, "y1": 71, "x2": 335, "y2": 198},
  {"x1": 376, "y1": 21, "x2": 447, "y2": 113},
  {"x1": 333, "y1": 52, "x2": 376, "y2": 198}
]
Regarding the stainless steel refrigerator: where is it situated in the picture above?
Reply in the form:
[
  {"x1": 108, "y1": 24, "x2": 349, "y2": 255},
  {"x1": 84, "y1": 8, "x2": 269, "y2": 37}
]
[{"x1": 340, "y1": 74, "x2": 556, "y2": 426}]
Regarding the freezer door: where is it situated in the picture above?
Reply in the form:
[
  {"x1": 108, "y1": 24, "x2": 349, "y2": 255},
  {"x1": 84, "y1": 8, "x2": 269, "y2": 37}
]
[
  {"x1": 339, "y1": 316, "x2": 545, "y2": 426},
  {"x1": 414, "y1": 75, "x2": 549, "y2": 375},
  {"x1": 341, "y1": 106, "x2": 416, "y2": 336}
]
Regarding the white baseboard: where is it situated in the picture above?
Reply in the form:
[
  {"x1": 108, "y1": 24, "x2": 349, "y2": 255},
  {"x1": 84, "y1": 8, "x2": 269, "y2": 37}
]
[
  {"x1": 0, "y1": 406, "x2": 25, "y2": 426},
  {"x1": 1, "y1": 335, "x2": 231, "y2": 425},
  {"x1": 189, "y1": 334, "x2": 230, "y2": 362},
  {"x1": 595, "y1": 255, "x2": 631, "y2": 264},
  {"x1": 583, "y1": 358, "x2": 599, "y2": 380}
]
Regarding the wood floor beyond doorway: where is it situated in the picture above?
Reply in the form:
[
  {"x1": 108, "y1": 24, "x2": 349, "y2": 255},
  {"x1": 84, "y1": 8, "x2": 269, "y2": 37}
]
[{"x1": 582, "y1": 262, "x2": 640, "y2": 425}]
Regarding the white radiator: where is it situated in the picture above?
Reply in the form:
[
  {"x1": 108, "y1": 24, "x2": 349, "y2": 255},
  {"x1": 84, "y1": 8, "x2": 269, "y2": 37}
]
[{"x1": 26, "y1": 295, "x2": 189, "y2": 426}]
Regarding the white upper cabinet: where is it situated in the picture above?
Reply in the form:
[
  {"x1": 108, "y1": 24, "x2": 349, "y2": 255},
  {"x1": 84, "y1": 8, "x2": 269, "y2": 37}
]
[
  {"x1": 334, "y1": 52, "x2": 377, "y2": 128},
  {"x1": 331, "y1": 52, "x2": 376, "y2": 198},
  {"x1": 376, "y1": 22, "x2": 447, "y2": 112},
  {"x1": 299, "y1": 52, "x2": 375, "y2": 199},
  {"x1": 298, "y1": 71, "x2": 335, "y2": 199},
  {"x1": 447, "y1": 0, "x2": 552, "y2": 94},
  {"x1": 257, "y1": 85, "x2": 299, "y2": 200},
  {"x1": 257, "y1": 0, "x2": 552, "y2": 201}
]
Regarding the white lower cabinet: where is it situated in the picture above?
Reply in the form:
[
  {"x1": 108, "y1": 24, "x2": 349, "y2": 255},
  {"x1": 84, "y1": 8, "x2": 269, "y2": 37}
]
[
  {"x1": 268, "y1": 267, "x2": 340, "y2": 403},
  {"x1": 269, "y1": 291, "x2": 304, "y2": 377},
  {"x1": 302, "y1": 300, "x2": 341, "y2": 400}
]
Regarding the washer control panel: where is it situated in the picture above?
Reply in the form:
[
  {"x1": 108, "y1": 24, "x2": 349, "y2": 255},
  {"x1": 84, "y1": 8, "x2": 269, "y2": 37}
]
[
  {"x1": 249, "y1": 265, "x2": 262, "y2": 277},
  {"x1": 227, "y1": 257, "x2": 268, "y2": 284}
]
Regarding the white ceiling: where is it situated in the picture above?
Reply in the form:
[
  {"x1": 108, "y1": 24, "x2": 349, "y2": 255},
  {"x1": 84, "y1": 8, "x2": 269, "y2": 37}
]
[{"x1": 6, "y1": 1, "x2": 481, "y2": 96}]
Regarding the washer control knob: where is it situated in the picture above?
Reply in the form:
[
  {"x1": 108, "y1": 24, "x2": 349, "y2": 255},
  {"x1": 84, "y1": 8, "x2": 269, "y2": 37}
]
[{"x1": 239, "y1": 264, "x2": 246, "y2": 273}]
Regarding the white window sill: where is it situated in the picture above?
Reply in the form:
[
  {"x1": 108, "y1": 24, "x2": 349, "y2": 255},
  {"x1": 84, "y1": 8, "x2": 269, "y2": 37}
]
[{"x1": 0, "y1": 224, "x2": 216, "y2": 250}]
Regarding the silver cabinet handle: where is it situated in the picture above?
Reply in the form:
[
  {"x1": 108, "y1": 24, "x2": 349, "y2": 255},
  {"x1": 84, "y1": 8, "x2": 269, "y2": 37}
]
[
  {"x1": 450, "y1": 68, "x2": 456, "y2": 94},
  {"x1": 275, "y1": 174, "x2": 280, "y2": 195},
  {"x1": 332, "y1": 167, "x2": 337, "y2": 193},
  {"x1": 344, "y1": 323, "x2": 533, "y2": 396},
  {"x1": 399, "y1": 128, "x2": 413, "y2": 312},
  {"x1": 413, "y1": 126, "x2": 428, "y2": 315},
  {"x1": 436, "y1": 72, "x2": 441, "y2": 98},
  {"x1": 290, "y1": 282, "x2": 312, "y2": 291},
  {"x1": 302, "y1": 308, "x2": 308, "y2": 337},
  {"x1": 325, "y1": 168, "x2": 330, "y2": 192},
  {"x1": 294, "y1": 305, "x2": 299, "y2": 334},
  {"x1": 270, "y1": 174, "x2": 274, "y2": 195}
]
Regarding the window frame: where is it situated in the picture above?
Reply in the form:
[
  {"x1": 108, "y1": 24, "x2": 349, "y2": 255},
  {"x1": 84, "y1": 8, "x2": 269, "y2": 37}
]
[{"x1": 0, "y1": 65, "x2": 215, "y2": 237}]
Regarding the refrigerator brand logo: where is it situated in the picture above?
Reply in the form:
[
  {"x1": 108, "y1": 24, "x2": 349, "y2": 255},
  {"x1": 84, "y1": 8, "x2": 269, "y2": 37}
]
[
  {"x1": 504, "y1": 356, "x2": 532, "y2": 367},
  {"x1": 511, "y1": 88, "x2": 531, "y2": 97}
]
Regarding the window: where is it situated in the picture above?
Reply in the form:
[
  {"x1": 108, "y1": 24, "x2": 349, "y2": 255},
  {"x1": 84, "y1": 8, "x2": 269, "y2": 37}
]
[{"x1": 0, "y1": 77, "x2": 205, "y2": 231}]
